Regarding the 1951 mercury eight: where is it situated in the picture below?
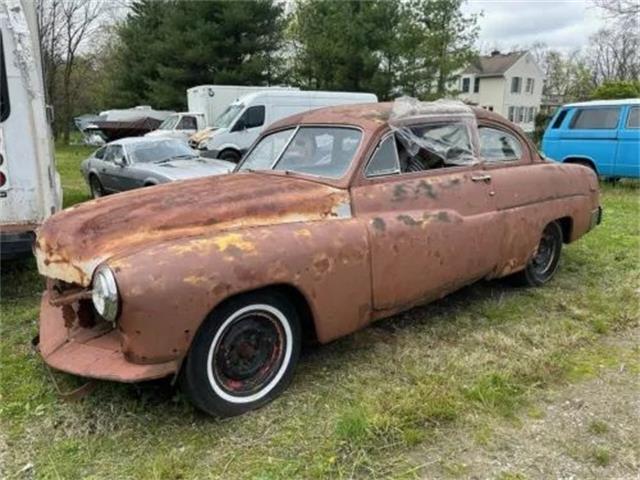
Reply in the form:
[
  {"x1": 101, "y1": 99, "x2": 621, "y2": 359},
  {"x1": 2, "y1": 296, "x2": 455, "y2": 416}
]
[{"x1": 34, "y1": 99, "x2": 602, "y2": 417}]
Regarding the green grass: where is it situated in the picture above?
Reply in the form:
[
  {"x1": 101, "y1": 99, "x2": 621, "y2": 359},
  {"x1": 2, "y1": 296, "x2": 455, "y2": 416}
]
[
  {"x1": 1, "y1": 146, "x2": 639, "y2": 478},
  {"x1": 54, "y1": 143, "x2": 93, "y2": 207}
]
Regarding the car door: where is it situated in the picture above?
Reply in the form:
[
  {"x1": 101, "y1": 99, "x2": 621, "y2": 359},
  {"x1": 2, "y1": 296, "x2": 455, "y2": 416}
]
[
  {"x1": 615, "y1": 105, "x2": 640, "y2": 178},
  {"x1": 560, "y1": 106, "x2": 621, "y2": 176},
  {"x1": 100, "y1": 144, "x2": 128, "y2": 192},
  {"x1": 351, "y1": 122, "x2": 503, "y2": 313},
  {"x1": 477, "y1": 123, "x2": 549, "y2": 275}
]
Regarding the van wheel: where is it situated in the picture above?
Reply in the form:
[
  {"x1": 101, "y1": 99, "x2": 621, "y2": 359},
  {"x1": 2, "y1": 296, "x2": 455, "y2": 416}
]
[
  {"x1": 180, "y1": 291, "x2": 301, "y2": 417},
  {"x1": 219, "y1": 150, "x2": 241, "y2": 163},
  {"x1": 510, "y1": 221, "x2": 563, "y2": 287},
  {"x1": 89, "y1": 175, "x2": 104, "y2": 198}
]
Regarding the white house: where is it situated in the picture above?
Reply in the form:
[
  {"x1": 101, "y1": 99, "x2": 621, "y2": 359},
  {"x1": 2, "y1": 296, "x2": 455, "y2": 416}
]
[{"x1": 456, "y1": 50, "x2": 544, "y2": 133}]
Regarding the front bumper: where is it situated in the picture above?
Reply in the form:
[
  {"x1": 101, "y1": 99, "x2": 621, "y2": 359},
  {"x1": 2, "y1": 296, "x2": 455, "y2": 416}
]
[{"x1": 38, "y1": 292, "x2": 176, "y2": 383}]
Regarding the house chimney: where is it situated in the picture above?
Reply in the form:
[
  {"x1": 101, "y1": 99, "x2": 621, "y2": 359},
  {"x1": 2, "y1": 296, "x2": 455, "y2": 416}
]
[{"x1": 491, "y1": 49, "x2": 501, "y2": 56}]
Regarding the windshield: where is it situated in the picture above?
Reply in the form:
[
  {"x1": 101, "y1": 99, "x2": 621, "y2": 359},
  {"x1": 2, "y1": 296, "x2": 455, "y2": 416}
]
[
  {"x1": 129, "y1": 140, "x2": 196, "y2": 163},
  {"x1": 238, "y1": 127, "x2": 363, "y2": 179},
  {"x1": 158, "y1": 114, "x2": 179, "y2": 130},
  {"x1": 214, "y1": 104, "x2": 244, "y2": 128}
]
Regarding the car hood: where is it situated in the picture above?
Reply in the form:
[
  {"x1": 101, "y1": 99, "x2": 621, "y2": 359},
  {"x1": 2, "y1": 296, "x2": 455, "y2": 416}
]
[
  {"x1": 141, "y1": 158, "x2": 233, "y2": 179},
  {"x1": 35, "y1": 172, "x2": 351, "y2": 286}
]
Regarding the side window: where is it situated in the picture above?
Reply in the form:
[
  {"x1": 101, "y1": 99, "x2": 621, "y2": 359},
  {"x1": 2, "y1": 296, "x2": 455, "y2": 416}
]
[
  {"x1": 511, "y1": 77, "x2": 521, "y2": 93},
  {"x1": 479, "y1": 127, "x2": 523, "y2": 162},
  {"x1": 570, "y1": 108, "x2": 620, "y2": 129},
  {"x1": 234, "y1": 105, "x2": 266, "y2": 131},
  {"x1": 104, "y1": 145, "x2": 124, "y2": 163},
  {"x1": 0, "y1": 32, "x2": 9, "y2": 122},
  {"x1": 178, "y1": 116, "x2": 197, "y2": 130},
  {"x1": 626, "y1": 107, "x2": 639, "y2": 129},
  {"x1": 551, "y1": 109, "x2": 568, "y2": 128},
  {"x1": 395, "y1": 122, "x2": 475, "y2": 173},
  {"x1": 94, "y1": 147, "x2": 106, "y2": 159},
  {"x1": 365, "y1": 135, "x2": 400, "y2": 177}
]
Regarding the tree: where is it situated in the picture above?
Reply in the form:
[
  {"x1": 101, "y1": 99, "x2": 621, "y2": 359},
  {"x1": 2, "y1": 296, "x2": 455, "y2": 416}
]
[
  {"x1": 107, "y1": 0, "x2": 285, "y2": 110},
  {"x1": 288, "y1": 0, "x2": 478, "y2": 99},
  {"x1": 36, "y1": 0, "x2": 110, "y2": 143},
  {"x1": 591, "y1": 81, "x2": 640, "y2": 99}
]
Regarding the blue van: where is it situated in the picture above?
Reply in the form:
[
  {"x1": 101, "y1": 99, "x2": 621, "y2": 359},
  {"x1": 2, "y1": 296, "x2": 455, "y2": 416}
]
[{"x1": 542, "y1": 99, "x2": 639, "y2": 179}]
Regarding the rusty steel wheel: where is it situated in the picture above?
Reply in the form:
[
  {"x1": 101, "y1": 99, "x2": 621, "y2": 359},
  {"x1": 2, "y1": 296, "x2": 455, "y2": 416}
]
[
  {"x1": 180, "y1": 291, "x2": 301, "y2": 417},
  {"x1": 511, "y1": 221, "x2": 563, "y2": 287}
]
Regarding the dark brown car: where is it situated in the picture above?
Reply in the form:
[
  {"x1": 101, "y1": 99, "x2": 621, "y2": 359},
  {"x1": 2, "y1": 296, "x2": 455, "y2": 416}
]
[{"x1": 35, "y1": 101, "x2": 601, "y2": 417}]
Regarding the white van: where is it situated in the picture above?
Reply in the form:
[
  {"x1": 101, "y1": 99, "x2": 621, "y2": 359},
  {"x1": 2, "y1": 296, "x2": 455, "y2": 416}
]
[
  {"x1": 187, "y1": 85, "x2": 299, "y2": 127},
  {"x1": 199, "y1": 90, "x2": 378, "y2": 162},
  {"x1": 1, "y1": 0, "x2": 61, "y2": 259}
]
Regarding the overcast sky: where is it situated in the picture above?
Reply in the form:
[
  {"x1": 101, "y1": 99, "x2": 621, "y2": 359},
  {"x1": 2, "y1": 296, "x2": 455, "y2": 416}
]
[{"x1": 462, "y1": 0, "x2": 605, "y2": 53}]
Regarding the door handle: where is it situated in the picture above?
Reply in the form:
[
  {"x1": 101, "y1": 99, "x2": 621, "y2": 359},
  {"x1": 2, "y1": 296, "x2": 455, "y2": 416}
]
[{"x1": 471, "y1": 174, "x2": 492, "y2": 183}]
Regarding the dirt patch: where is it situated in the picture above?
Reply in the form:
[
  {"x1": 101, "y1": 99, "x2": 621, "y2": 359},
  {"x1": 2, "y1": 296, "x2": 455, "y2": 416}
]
[{"x1": 414, "y1": 328, "x2": 640, "y2": 479}]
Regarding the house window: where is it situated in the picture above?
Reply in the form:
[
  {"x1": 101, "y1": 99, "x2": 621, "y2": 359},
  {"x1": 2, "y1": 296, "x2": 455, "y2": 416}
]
[
  {"x1": 461, "y1": 77, "x2": 470, "y2": 93},
  {"x1": 508, "y1": 106, "x2": 516, "y2": 122},
  {"x1": 526, "y1": 78, "x2": 534, "y2": 94},
  {"x1": 511, "y1": 77, "x2": 522, "y2": 94},
  {"x1": 473, "y1": 77, "x2": 480, "y2": 93},
  {"x1": 518, "y1": 107, "x2": 526, "y2": 123}
]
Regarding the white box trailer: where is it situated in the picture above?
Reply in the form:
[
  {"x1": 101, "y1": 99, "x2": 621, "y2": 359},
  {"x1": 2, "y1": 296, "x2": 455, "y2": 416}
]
[
  {"x1": 187, "y1": 85, "x2": 298, "y2": 127},
  {"x1": 1, "y1": 0, "x2": 61, "y2": 259}
]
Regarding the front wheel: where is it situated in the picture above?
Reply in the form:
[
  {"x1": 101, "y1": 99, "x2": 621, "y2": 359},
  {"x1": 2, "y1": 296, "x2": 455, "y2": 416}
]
[
  {"x1": 510, "y1": 221, "x2": 563, "y2": 286},
  {"x1": 180, "y1": 291, "x2": 301, "y2": 417},
  {"x1": 89, "y1": 175, "x2": 104, "y2": 198}
]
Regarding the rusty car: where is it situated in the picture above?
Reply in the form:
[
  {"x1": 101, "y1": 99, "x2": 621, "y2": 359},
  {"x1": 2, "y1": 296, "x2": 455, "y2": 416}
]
[{"x1": 34, "y1": 99, "x2": 602, "y2": 417}]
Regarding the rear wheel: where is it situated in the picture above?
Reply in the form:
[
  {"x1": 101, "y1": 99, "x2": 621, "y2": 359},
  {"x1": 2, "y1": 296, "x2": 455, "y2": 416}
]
[
  {"x1": 89, "y1": 175, "x2": 104, "y2": 198},
  {"x1": 180, "y1": 291, "x2": 301, "y2": 417},
  {"x1": 510, "y1": 221, "x2": 563, "y2": 286}
]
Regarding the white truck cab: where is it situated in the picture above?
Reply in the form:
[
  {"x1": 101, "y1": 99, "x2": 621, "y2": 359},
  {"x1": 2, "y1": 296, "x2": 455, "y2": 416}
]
[
  {"x1": 145, "y1": 112, "x2": 206, "y2": 141},
  {"x1": 1, "y1": 0, "x2": 61, "y2": 259},
  {"x1": 200, "y1": 90, "x2": 378, "y2": 163}
]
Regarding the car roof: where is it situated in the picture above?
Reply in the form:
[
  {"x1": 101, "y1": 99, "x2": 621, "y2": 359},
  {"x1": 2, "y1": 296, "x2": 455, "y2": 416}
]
[
  {"x1": 563, "y1": 98, "x2": 640, "y2": 108},
  {"x1": 109, "y1": 137, "x2": 185, "y2": 146},
  {"x1": 266, "y1": 102, "x2": 511, "y2": 133},
  {"x1": 231, "y1": 90, "x2": 377, "y2": 105}
]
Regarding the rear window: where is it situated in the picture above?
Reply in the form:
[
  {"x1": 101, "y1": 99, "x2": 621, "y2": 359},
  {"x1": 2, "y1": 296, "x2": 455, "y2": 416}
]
[
  {"x1": 570, "y1": 107, "x2": 620, "y2": 130},
  {"x1": 551, "y1": 109, "x2": 568, "y2": 129},
  {"x1": 627, "y1": 107, "x2": 639, "y2": 129},
  {"x1": 0, "y1": 32, "x2": 9, "y2": 122}
]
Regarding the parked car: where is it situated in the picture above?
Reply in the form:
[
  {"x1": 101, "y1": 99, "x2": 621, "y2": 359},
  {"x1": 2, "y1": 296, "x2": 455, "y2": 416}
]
[
  {"x1": 542, "y1": 98, "x2": 639, "y2": 179},
  {"x1": 35, "y1": 101, "x2": 601, "y2": 417},
  {"x1": 198, "y1": 90, "x2": 378, "y2": 162},
  {"x1": 80, "y1": 137, "x2": 233, "y2": 197},
  {"x1": 144, "y1": 112, "x2": 206, "y2": 141}
]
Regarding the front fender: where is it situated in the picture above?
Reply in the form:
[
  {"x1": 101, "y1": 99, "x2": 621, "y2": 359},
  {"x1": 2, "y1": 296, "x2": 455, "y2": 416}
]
[{"x1": 109, "y1": 220, "x2": 371, "y2": 364}]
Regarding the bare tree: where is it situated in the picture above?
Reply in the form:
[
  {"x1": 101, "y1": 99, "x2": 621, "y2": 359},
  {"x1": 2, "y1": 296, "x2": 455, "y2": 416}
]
[
  {"x1": 587, "y1": 18, "x2": 640, "y2": 84},
  {"x1": 35, "y1": 0, "x2": 108, "y2": 143},
  {"x1": 593, "y1": 0, "x2": 640, "y2": 21}
]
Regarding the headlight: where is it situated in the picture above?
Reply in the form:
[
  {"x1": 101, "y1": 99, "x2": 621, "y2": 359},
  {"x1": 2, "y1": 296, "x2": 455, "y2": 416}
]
[
  {"x1": 91, "y1": 265, "x2": 119, "y2": 322},
  {"x1": 198, "y1": 140, "x2": 208, "y2": 150}
]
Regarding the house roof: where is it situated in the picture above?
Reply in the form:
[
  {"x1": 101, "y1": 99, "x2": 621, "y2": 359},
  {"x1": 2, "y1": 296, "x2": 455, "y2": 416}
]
[{"x1": 463, "y1": 51, "x2": 527, "y2": 77}]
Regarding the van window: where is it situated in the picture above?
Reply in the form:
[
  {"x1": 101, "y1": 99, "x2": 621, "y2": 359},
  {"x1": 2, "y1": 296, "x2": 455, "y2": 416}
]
[
  {"x1": 551, "y1": 109, "x2": 568, "y2": 128},
  {"x1": 627, "y1": 107, "x2": 639, "y2": 129},
  {"x1": 570, "y1": 108, "x2": 620, "y2": 130},
  {"x1": 233, "y1": 105, "x2": 265, "y2": 131},
  {"x1": 0, "y1": 32, "x2": 9, "y2": 122}
]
